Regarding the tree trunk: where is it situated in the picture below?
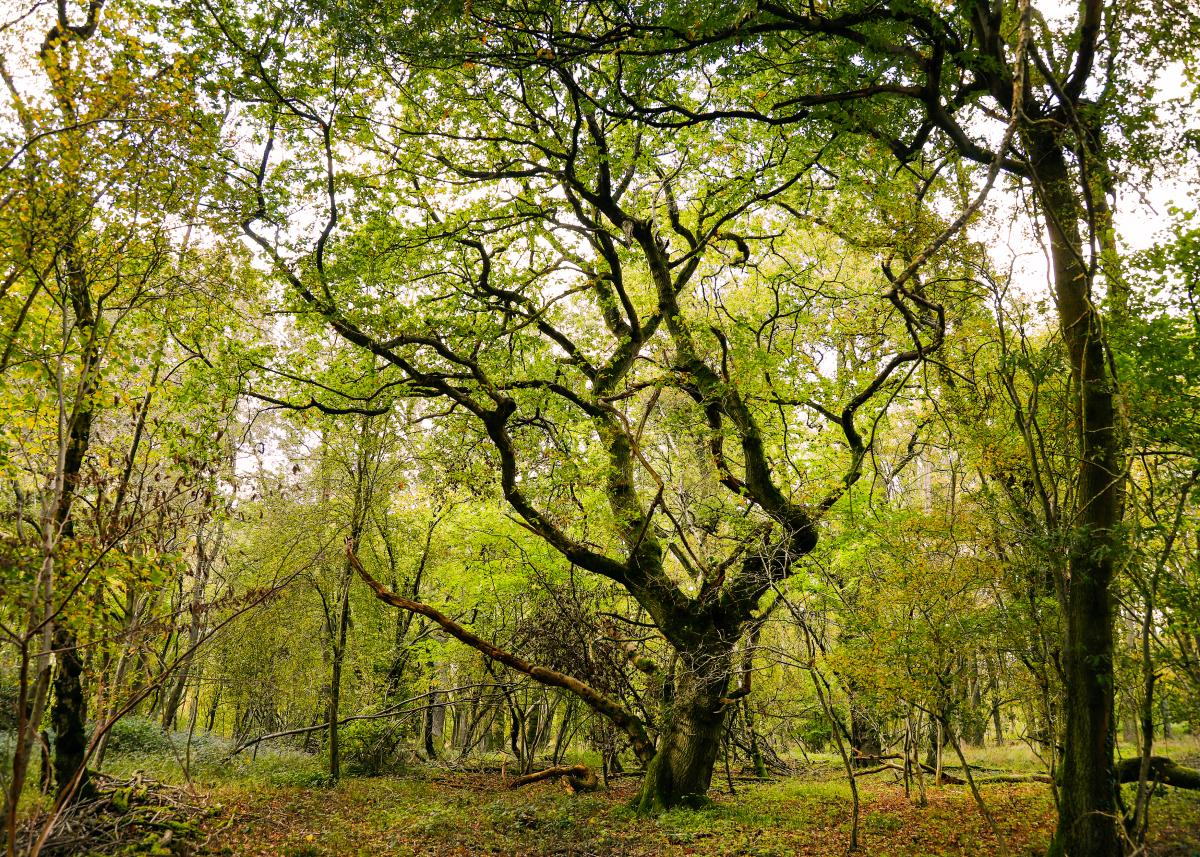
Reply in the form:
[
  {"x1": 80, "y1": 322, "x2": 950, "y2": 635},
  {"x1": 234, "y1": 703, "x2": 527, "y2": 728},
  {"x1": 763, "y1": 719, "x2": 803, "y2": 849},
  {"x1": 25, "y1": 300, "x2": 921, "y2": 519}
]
[
  {"x1": 328, "y1": 563, "x2": 352, "y2": 782},
  {"x1": 95, "y1": 588, "x2": 141, "y2": 771},
  {"x1": 987, "y1": 658, "x2": 1004, "y2": 745},
  {"x1": 160, "y1": 526, "x2": 217, "y2": 734},
  {"x1": 205, "y1": 687, "x2": 220, "y2": 733},
  {"x1": 50, "y1": 626, "x2": 89, "y2": 799},
  {"x1": 1033, "y1": 137, "x2": 1123, "y2": 857},
  {"x1": 423, "y1": 686, "x2": 444, "y2": 760},
  {"x1": 5, "y1": 632, "x2": 53, "y2": 846},
  {"x1": 964, "y1": 659, "x2": 986, "y2": 747},
  {"x1": 743, "y1": 698, "x2": 768, "y2": 778},
  {"x1": 634, "y1": 645, "x2": 733, "y2": 812},
  {"x1": 849, "y1": 698, "x2": 881, "y2": 767},
  {"x1": 328, "y1": 655, "x2": 343, "y2": 779},
  {"x1": 552, "y1": 698, "x2": 576, "y2": 765}
]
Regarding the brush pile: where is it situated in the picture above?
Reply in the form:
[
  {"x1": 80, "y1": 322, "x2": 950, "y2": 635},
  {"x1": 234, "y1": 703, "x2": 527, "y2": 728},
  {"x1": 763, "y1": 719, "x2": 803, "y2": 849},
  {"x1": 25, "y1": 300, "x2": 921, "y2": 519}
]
[{"x1": 21, "y1": 772, "x2": 218, "y2": 856}]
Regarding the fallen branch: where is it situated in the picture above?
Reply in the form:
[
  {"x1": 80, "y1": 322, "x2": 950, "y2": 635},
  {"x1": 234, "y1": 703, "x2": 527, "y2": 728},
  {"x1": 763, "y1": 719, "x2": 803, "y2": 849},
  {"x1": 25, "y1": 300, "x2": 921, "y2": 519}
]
[
  {"x1": 21, "y1": 772, "x2": 210, "y2": 857},
  {"x1": 851, "y1": 760, "x2": 966, "y2": 785},
  {"x1": 916, "y1": 757, "x2": 1200, "y2": 789},
  {"x1": 851, "y1": 753, "x2": 904, "y2": 764},
  {"x1": 509, "y1": 764, "x2": 598, "y2": 793},
  {"x1": 852, "y1": 762, "x2": 905, "y2": 778},
  {"x1": 1117, "y1": 757, "x2": 1200, "y2": 790},
  {"x1": 972, "y1": 773, "x2": 1055, "y2": 785}
]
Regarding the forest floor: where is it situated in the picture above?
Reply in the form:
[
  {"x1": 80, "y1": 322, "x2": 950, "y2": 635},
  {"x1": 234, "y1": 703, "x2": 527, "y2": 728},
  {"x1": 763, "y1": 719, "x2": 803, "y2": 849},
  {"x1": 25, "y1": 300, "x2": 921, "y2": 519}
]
[
  {"x1": 198, "y1": 771, "x2": 1200, "y2": 857},
  {"x1": 75, "y1": 739, "x2": 1200, "y2": 857}
]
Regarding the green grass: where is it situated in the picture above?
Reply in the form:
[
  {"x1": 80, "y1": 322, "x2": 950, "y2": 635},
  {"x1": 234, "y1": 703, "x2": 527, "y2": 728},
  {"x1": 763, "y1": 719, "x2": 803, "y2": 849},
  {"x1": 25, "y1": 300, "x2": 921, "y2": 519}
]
[
  {"x1": 201, "y1": 773, "x2": 1054, "y2": 856},
  {"x1": 83, "y1": 739, "x2": 1200, "y2": 857}
]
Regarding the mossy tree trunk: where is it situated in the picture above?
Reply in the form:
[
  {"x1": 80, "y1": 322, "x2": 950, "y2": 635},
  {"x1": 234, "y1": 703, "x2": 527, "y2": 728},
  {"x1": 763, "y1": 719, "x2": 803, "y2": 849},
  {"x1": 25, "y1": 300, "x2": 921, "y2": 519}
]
[
  {"x1": 634, "y1": 643, "x2": 735, "y2": 812},
  {"x1": 1029, "y1": 133, "x2": 1123, "y2": 857}
]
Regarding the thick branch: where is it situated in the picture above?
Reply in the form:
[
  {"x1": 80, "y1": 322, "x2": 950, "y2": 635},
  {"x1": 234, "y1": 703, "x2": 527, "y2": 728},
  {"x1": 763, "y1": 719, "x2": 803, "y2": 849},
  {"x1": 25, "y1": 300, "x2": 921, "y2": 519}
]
[{"x1": 348, "y1": 542, "x2": 656, "y2": 763}]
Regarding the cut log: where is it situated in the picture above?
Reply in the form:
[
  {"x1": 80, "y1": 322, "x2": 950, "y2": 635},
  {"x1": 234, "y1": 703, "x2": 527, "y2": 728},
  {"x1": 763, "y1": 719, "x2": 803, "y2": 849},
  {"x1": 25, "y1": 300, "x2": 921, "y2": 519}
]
[{"x1": 509, "y1": 764, "x2": 599, "y2": 793}]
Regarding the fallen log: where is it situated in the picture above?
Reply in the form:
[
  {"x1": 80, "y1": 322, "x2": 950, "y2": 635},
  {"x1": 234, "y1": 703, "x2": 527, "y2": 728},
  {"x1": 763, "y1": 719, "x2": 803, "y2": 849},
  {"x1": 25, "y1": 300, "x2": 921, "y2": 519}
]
[
  {"x1": 972, "y1": 773, "x2": 1055, "y2": 785},
  {"x1": 1117, "y1": 756, "x2": 1200, "y2": 790},
  {"x1": 926, "y1": 766, "x2": 964, "y2": 786},
  {"x1": 509, "y1": 764, "x2": 599, "y2": 793},
  {"x1": 884, "y1": 757, "x2": 1199, "y2": 789},
  {"x1": 852, "y1": 762, "x2": 904, "y2": 778},
  {"x1": 850, "y1": 760, "x2": 964, "y2": 784}
]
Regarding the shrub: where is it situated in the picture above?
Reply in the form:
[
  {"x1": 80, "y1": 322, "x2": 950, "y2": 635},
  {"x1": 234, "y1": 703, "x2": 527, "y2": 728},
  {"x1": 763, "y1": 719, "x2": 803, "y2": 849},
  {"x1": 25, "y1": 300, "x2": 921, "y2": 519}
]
[
  {"x1": 103, "y1": 715, "x2": 174, "y2": 755},
  {"x1": 0, "y1": 683, "x2": 18, "y2": 731},
  {"x1": 340, "y1": 718, "x2": 407, "y2": 776}
]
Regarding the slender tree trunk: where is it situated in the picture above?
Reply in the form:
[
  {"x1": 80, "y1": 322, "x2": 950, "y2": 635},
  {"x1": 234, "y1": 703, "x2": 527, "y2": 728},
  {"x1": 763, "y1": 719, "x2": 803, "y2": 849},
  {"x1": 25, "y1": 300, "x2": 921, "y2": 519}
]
[
  {"x1": 987, "y1": 658, "x2": 1004, "y2": 745},
  {"x1": 205, "y1": 688, "x2": 220, "y2": 733},
  {"x1": 328, "y1": 560, "x2": 353, "y2": 782},
  {"x1": 161, "y1": 525, "x2": 218, "y2": 733},
  {"x1": 1034, "y1": 138, "x2": 1123, "y2": 857},
  {"x1": 49, "y1": 624, "x2": 89, "y2": 799},
  {"x1": 1131, "y1": 585, "x2": 1157, "y2": 845},
  {"x1": 423, "y1": 651, "x2": 446, "y2": 760},
  {"x1": 743, "y1": 698, "x2": 768, "y2": 778},
  {"x1": 49, "y1": 408, "x2": 94, "y2": 798},
  {"x1": 965, "y1": 657, "x2": 986, "y2": 746},
  {"x1": 45, "y1": 223, "x2": 101, "y2": 803},
  {"x1": 423, "y1": 696, "x2": 440, "y2": 761},
  {"x1": 5, "y1": 547, "x2": 55, "y2": 818},
  {"x1": 551, "y1": 698, "x2": 576, "y2": 765},
  {"x1": 4, "y1": 632, "x2": 52, "y2": 852},
  {"x1": 95, "y1": 589, "x2": 140, "y2": 770}
]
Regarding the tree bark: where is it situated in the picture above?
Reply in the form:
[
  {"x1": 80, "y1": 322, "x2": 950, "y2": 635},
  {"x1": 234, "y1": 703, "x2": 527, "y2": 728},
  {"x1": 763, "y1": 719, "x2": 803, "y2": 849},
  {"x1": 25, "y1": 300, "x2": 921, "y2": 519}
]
[
  {"x1": 328, "y1": 547, "x2": 356, "y2": 781},
  {"x1": 633, "y1": 644, "x2": 734, "y2": 812},
  {"x1": 50, "y1": 626, "x2": 89, "y2": 799},
  {"x1": 1032, "y1": 134, "x2": 1123, "y2": 857}
]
